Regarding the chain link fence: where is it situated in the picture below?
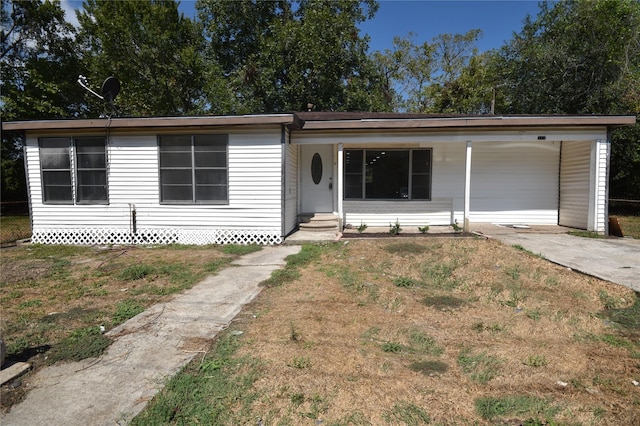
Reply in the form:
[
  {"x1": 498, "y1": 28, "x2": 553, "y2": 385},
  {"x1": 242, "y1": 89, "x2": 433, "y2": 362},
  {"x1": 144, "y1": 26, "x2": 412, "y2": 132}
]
[
  {"x1": 609, "y1": 199, "x2": 640, "y2": 239},
  {"x1": 0, "y1": 202, "x2": 31, "y2": 245}
]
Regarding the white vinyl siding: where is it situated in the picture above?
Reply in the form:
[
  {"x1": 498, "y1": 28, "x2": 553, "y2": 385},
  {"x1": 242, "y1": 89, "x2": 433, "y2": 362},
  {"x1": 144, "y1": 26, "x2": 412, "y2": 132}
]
[
  {"x1": 26, "y1": 128, "x2": 285, "y2": 244},
  {"x1": 593, "y1": 139, "x2": 608, "y2": 233},
  {"x1": 559, "y1": 141, "x2": 591, "y2": 230}
]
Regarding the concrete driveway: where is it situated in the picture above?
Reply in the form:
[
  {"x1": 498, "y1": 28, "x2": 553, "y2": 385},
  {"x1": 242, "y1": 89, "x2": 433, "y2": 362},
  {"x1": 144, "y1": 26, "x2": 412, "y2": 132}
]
[{"x1": 473, "y1": 225, "x2": 640, "y2": 293}]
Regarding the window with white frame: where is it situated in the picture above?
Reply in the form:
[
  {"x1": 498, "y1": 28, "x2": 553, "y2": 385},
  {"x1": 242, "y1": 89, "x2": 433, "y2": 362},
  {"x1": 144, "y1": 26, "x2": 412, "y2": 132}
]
[
  {"x1": 158, "y1": 134, "x2": 228, "y2": 203},
  {"x1": 39, "y1": 137, "x2": 108, "y2": 204},
  {"x1": 344, "y1": 148, "x2": 432, "y2": 200}
]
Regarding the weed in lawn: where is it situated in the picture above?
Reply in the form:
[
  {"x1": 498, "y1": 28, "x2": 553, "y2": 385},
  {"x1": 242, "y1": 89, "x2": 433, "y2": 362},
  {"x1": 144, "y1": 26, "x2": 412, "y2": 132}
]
[
  {"x1": 288, "y1": 356, "x2": 311, "y2": 369},
  {"x1": 475, "y1": 395, "x2": 560, "y2": 421},
  {"x1": 118, "y1": 264, "x2": 155, "y2": 281},
  {"x1": 382, "y1": 341, "x2": 404, "y2": 353},
  {"x1": 457, "y1": 348, "x2": 502, "y2": 384},
  {"x1": 205, "y1": 258, "x2": 229, "y2": 273},
  {"x1": 422, "y1": 295, "x2": 465, "y2": 310},
  {"x1": 408, "y1": 330, "x2": 444, "y2": 356},
  {"x1": 112, "y1": 299, "x2": 144, "y2": 324},
  {"x1": 409, "y1": 360, "x2": 449, "y2": 375},
  {"x1": 599, "y1": 290, "x2": 623, "y2": 310},
  {"x1": 17, "y1": 299, "x2": 42, "y2": 309},
  {"x1": 382, "y1": 401, "x2": 430, "y2": 425},
  {"x1": 393, "y1": 276, "x2": 421, "y2": 288},
  {"x1": 503, "y1": 284, "x2": 527, "y2": 307},
  {"x1": 526, "y1": 309, "x2": 542, "y2": 321},
  {"x1": 523, "y1": 354, "x2": 548, "y2": 367},
  {"x1": 421, "y1": 261, "x2": 460, "y2": 289},
  {"x1": 504, "y1": 265, "x2": 521, "y2": 280},
  {"x1": 291, "y1": 392, "x2": 305, "y2": 406},
  {"x1": 383, "y1": 242, "x2": 426, "y2": 256},
  {"x1": 221, "y1": 244, "x2": 262, "y2": 256},
  {"x1": 262, "y1": 268, "x2": 301, "y2": 287},
  {"x1": 601, "y1": 293, "x2": 640, "y2": 333},
  {"x1": 568, "y1": 230, "x2": 606, "y2": 239},
  {"x1": 47, "y1": 326, "x2": 112, "y2": 364},
  {"x1": 262, "y1": 244, "x2": 332, "y2": 288}
]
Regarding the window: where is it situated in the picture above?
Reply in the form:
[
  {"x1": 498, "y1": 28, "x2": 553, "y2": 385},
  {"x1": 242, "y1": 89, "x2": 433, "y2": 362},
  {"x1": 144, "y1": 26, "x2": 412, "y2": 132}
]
[
  {"x1": 39, "y1": 137, "x2": 108, "y2": 204},
  {"x1": 344, "y1": 149, "x2": 432, "y2": 200},
  {"x1": 159, "y1": 134, "x2": 228, "y2": 203}
]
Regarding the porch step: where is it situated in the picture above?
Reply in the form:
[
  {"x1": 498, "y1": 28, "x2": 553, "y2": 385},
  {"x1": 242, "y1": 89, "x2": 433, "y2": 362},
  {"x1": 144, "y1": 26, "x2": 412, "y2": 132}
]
[{"x1": 299, "y1": 213, "x2": 340, "y2": 232}]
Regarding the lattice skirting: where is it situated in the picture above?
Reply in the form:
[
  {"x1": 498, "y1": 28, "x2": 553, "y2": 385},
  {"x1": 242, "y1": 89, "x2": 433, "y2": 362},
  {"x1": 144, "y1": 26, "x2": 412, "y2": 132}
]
[{"x1": 31, "y1": 228, "x2": 283, "y2": 245}]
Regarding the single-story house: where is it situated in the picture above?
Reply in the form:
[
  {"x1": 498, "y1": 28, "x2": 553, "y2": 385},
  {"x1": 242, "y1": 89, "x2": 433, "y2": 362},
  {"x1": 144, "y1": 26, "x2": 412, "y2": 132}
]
[{"x1": 3, "y1": 112, "x2": 635, "y2": 245}]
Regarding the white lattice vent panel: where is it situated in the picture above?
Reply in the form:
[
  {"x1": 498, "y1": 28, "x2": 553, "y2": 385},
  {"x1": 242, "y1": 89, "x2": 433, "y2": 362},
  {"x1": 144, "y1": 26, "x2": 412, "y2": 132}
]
[{"x1": 32, "y1": 229, "x2": 282, "y2": 246}]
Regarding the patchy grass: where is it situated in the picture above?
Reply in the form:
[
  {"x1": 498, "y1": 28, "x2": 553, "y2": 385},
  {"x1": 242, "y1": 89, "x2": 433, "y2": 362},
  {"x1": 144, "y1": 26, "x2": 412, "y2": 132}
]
[
  {"x1": 135, "y1": 238, "x2": 639, "y2": 425},
  {"x1": 0, "y1": 243, "x2": 253, "y2": 411},
  {"x1": 568, "y1": 230, "x2": 607, "y2": 238},
  {"x1": 0, "y1": 215, "x2": 31, "y2": 244},
  {"x1": 4, "y1": 238, "x2": 639, "y2": 424},
  {"x1": 616, "y1": 215, "x2": 640, "y2": 239}
]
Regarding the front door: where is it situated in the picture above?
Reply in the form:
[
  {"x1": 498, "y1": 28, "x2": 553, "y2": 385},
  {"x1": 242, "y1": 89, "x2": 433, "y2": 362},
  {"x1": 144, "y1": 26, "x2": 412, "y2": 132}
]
[{"x1": 300, "y1": 144, "x2": 334, "y2": 213}]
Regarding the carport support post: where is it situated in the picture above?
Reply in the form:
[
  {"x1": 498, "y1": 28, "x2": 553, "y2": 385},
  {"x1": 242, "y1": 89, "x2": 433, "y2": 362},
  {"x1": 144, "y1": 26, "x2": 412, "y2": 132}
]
[
  {"x1": 337, "y1": 143, "x2": 344, "y2": 228},
  {"x1": 464, "y1": 140, "x2": 472, "y2": 232}
]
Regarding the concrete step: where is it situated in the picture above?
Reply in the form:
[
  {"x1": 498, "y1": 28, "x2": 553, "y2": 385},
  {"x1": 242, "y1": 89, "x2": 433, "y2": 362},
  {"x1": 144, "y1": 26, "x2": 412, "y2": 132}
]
[{"x1": 298, "y1": 213, "x2": 340, "y2": 232}]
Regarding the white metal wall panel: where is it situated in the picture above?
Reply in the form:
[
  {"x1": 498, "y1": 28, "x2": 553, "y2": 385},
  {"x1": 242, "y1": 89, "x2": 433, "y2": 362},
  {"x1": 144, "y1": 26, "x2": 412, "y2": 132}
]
[
  {"x1": 469, "y1": 141, "x2": 560, "y2": 224},
  {"x1": 559, "y1": 141, "x2": 591, "y2": 230}
]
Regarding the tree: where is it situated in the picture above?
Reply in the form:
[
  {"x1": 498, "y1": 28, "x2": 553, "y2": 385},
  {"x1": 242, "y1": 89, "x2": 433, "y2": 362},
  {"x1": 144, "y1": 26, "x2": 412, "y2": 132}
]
[
  {"x1": 496, "y1": 0, "x2": 640, "y2": 199},
  {"x1": 371, "y1": 29, "x2": 484, "y2": 113},
  {"x1": 1, "y1": 0, "x2": 82, "y2": 202},
  {"x1": 1, "y1": 0, "x2": 83, "y2": 120},
  {"x1": 76, "y1": 0, "x2": 210, "y2": 116},
  {"x1": 197, "y1": 0, "x2": 390, "y2": 112}
]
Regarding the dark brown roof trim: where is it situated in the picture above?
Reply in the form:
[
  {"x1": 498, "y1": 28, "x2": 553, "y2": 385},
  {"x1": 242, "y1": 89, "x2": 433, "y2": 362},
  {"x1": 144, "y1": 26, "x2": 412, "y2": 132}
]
[
  {"x1": 2, "y1": 112, "x2": 635, "y2": 132},
  {"x1": 2, "y1": 114, "x2": 294, "y2": 131}
]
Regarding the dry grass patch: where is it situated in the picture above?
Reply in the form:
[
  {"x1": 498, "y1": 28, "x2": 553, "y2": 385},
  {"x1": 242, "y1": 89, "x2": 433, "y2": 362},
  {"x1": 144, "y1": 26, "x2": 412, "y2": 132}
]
[
  {"x1": 0, "y1": 243, "x2": 256, "y2": 411},
  {"x1": 139, "y1": 238, "x2": 640, "y2": 425}
]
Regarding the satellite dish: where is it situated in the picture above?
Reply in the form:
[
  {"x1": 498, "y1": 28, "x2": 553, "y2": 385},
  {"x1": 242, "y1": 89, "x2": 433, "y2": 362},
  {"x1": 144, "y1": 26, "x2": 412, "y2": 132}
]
[{"x1": 101, "y1": 77, "x2": 120, "y2": 103}]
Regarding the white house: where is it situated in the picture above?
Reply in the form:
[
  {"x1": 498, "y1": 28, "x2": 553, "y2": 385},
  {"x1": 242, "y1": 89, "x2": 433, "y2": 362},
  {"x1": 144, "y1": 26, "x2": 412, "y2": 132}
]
[{"x1": 3, "y1": 112, "x2": 635, "y2": 245}]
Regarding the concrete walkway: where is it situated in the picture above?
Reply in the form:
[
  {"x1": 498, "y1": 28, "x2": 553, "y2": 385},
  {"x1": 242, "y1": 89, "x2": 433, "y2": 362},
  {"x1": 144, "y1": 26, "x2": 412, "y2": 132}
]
[
  {"x1": 1, "y1": 245, "x2": 301, "y2": 426},
  {"x1": 474, "y1": 225, "x2": 640, "y2": 293}
]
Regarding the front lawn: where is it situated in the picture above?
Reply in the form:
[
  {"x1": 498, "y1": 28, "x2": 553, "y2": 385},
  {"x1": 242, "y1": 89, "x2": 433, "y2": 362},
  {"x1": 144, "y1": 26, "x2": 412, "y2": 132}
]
[{"x1": 132, "y1": 239, "x2": 640, "y2": 425}]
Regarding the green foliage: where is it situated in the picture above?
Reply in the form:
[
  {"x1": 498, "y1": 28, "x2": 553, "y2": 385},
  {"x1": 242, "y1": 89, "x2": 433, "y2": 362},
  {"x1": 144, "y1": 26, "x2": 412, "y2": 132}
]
[
  {"x1": 118, "y1": 264, "x2": 155, "y2": 281},
  {"x1": 388, "y1": 220, "x2": 402, "y2": 235},
  {"x1": 112, "y1": 299, "x2": 144, "y2": 324},
  {"x1": 198, "y1": 0, "x2": 388, "y2": 113},
  {"x1": 288, "y1": 356, "x2": 311, "y2": 369},
  {"x1": 523, "y1": 354, "x2": 548, "y2": 368},
  {"x1": 475, "y1": 395, "x2": 560, "y2": 421},
  {"x1": 393, "y1": 276, "x2": 420, "y2": 288},
  {"x1": 383, "y1": 242, "x2": 426, "y2": 255},
  {"x1": 221, "y1": 244, "x2": 262, "y2": 256},
  {"x1": 381, "y1": 341, "x2": 403, "y2": 353},
  {"x1": 422, "y1": 295, "x2": 465, "y2": 309},
  {"x1": 47, "y1": 326, "x2": 111, "y2": 364},
  {"x1": 382, "y1": 402, "x2": 431, "y2": 425},
  {"x1": 76, "y1": 0, "x2": 207, "y2": 116},
  {"x1": 457, "y1": 348, "x2": 502, "y2": 384},
  {"x1": 132, "y1": 332, "x2": 261, "y2": 425},
  {"x1": 602, "y1": 293, "x2": 640, "y2": 332},
  {"x1": 418, "y1": 225, "x2": 429, "y2": 234},
  {"x1": 409, "y1": 360, "x2": 449, "y2": 375},
  {"x1": 357, "y1": 222, "x2": 368, "y2": 233}
]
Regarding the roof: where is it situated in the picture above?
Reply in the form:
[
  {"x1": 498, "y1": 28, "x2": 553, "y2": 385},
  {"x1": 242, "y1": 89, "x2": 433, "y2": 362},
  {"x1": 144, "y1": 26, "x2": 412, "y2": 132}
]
[{"x1": 2, "y1": 112, "x2": 635, "y2": 132}]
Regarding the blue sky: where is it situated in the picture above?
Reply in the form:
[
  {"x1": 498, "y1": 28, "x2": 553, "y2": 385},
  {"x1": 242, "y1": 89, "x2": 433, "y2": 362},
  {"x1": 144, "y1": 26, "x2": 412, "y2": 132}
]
[{"x1": 62, "y1": 0, "x2": 542, "y2": 53}]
